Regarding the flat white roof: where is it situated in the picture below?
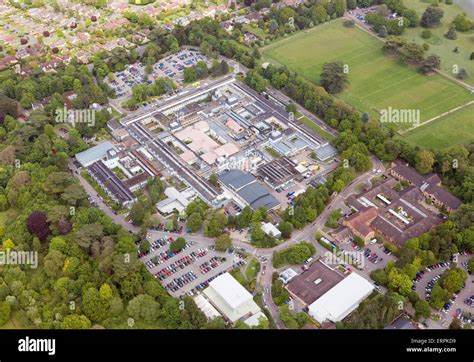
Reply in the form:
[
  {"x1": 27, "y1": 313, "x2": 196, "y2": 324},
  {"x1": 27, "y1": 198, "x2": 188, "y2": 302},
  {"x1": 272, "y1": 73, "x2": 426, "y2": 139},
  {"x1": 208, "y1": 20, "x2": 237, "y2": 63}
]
[
  {"x1": 165, "y1": 187, "x2": 190, "y2": 207},
  {"x1": 279, "y1": 268, "x2": 298, "y2": 283},
  {"x1": 308, "y1": 272, "x2": 374, "y2": 323},
  {"x1": 295, "y1": 164, "x2": 307, "y2": 174},
  {"x1": 156, "y1": 198, "x2": 186, "y2": 214},
  {"x1": 207, "y1": 272, "x2": 252, "y2": 310},
  {"x1": 75, "y1": 141, "x2": 115, "y2": 167},
  {"x1": 193, "y1": 294, "x2": 221, "y2": 320},
  {"x1": 156, "y1": 186, "x2": 193, "y2": 214},
  {"x1": 243, "y1": 311, "x2": 267, "y2": 327},
  {"x1": 137, "y1": 147, "x2": 154, "y2": 161},
  {"x1": 262, "y1": 222, "x2": 281, "y2": 237},
  {"x1": 203, "y1": 273, "x2": 261, "y2": 323}
]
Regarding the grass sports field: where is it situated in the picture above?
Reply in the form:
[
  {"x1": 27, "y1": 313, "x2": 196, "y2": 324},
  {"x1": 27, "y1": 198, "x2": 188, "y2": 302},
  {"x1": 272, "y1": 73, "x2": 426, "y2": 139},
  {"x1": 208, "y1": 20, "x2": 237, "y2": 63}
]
[
  {"x1": 403, "y1": 0, "x2": 474, "y2": 86},
  {"x1": 261, "y1": 19, "x2": 472, "y2": 131},
  {"x1": 402, "y1": 104, "x2": 474, "y2": 149}
]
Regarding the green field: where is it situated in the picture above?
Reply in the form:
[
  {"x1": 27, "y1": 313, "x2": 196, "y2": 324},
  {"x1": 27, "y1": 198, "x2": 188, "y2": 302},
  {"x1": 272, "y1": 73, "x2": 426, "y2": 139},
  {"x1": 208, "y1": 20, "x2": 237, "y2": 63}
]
[
  {"x1": 296, "y1": 113, "x2": 336, "y2": 141},
  {"x1": 403, "y1": 103, "x2": 474, "y2": 149},
  {"x1": 243, "y1": 24, "x2": 268, "y2": 40},
  {"x1": 403, "y1": 0, "x2": 474, "y2": 86},
  {"x1": 245, "y1": 258, "x2": 261, "y2": 281},
  {"x1": 261, "y1": 19, "x2": 473, "y2": 130}
]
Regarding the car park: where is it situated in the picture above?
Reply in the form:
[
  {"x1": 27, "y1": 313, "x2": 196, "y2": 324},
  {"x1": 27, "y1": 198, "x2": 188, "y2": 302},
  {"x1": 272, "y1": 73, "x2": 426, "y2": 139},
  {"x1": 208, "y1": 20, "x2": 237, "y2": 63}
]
[
  {"x1": 145, "y1": 240, "x2": 246, "y2": 296},
  {"x1": 363, "y1": 248, "x2": 382, "y2": 264}
]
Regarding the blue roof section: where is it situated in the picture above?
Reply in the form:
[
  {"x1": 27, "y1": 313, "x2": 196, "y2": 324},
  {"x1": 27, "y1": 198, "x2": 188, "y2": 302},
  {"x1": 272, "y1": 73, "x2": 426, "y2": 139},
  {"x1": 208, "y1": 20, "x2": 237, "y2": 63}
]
[
  {"x1": 315, "y1": 144, "x2": 337, "y2": 161},
  {"x1": 239, "y1": 183, "x2": 280, "y2": 210},
  {"x1": 209, "y1": 121, "x2": 228, "y2": 139},
  {"x1": 271, "y1": 136, "x2": 308, "y2": 156},
  {"x1": 218, "y1": 169, "x2": 280, "y2": 210},
  {"x1": 218, "y1": 169, "x2": 256, "y2": 191},
  {"x1": 75, "y1": 141, "x2": 115, "y2": 167}
]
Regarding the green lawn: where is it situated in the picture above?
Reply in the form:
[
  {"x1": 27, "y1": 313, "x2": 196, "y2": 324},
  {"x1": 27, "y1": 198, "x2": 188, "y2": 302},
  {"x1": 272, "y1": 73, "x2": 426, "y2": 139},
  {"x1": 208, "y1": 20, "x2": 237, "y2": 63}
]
[
  {"x1": 112, "y1": 167, "x2": 127, "y2": 180},
  {"x1": 265, "y1": 147, "x2": 280, "y2": 158},
  {"x1": 243, "y1": 24, "x2": 268, "y2": 40},
  {"x1": 230, "y1": 257, "x2": 260, "y2": 293},
  {"x1": 261, "y1": 19, "x2": 472, "y2": 130},
  {"x1": 297, "y1": 113, "x2": 336, "y2": 142},
  {"x1": 402, "y1": 104, "x2": 474, "y2": 149},
  {"x1": 403, "y1": 0, "x2": 474, "y2": 86},
  {"x1": 245, "y1": 258, "x2": 261, "y2": 281}
]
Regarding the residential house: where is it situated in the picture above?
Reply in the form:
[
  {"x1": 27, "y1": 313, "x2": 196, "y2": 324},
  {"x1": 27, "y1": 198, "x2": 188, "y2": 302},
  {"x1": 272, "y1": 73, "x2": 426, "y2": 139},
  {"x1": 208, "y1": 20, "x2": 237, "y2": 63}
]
[{"x1": 0, "y1": 55, "x2": 18, "y2": 70}]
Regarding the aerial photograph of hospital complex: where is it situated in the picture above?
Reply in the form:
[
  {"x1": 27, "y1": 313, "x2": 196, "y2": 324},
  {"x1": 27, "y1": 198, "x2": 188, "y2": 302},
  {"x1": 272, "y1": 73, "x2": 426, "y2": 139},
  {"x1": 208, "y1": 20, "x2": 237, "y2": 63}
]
[{"x1": 0, "y1": 0, "x2": 473, "y2": 352}]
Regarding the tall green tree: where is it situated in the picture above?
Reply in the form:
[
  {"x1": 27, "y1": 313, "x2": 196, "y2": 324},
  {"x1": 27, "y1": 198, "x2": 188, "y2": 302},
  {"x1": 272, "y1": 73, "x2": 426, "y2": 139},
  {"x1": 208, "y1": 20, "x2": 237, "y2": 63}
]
[{"x1": 320, "y1": 61, "x2": 349, "y2": 94}]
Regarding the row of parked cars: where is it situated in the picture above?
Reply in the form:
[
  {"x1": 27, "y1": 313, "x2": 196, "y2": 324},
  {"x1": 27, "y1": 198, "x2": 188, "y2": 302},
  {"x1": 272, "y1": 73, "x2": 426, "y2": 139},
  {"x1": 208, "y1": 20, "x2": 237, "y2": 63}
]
[
  {"x1": 426, "y1": 261, "x2": 450, "y2": 272},
  {"x1": 412, "y1": 262, "x2": 450, "y2": 290},
  {"x1": 110, "y1": 66, "x2": 149, "y2": 97},
  {"x1": 454, "y1": 308, "x2": 472, "y2": 324},
  {"x1": 173, "y1": 254, "x2": 248, "y2": 297},
  {"x1": 463, "y1": 295, "x2": 474, "y2": 307},
  {"x1": 382, "y1": 247, "x2": 392, "y2": 256},
  {"x1": 165, "y1": 271, "x2": 198, "y2": 293},
  {"x1": 145, "y1": 241, "x2": 196, "y2": 268},
  {"x1": 441, "y1": 293, "x2": 458, "y2": 314},
  {"x1": 425, "y1": 274, "x2": 442, "y2": 300},
  {"x1": 154, "y1": 252, "x2": 202, "y2": 281},
  {"x1": 225, "y1": 247, "x2": 247, "y2": 260},
  {"x1": 171, "y1": 268, "x2": 230, "y2": 296},
  {"x1": 186, "y1": 270, "x2": 229, "y2": 295},
  {"x1": 108, "y1": 79, "x2": 129, "y2": 98},
  {"x1": 154, "y1": 50, "x2": 206, "y2": 80},
  {"x1": 153, "y1": 237, "x2": 171, "y2": 248},
  {"x1": 138, "y1": 237, "x2": 174, "y2": 258},
  {"x1": 414, "y1": 269, "x2": 426, "y2": 283},
  {"x1": 199, "y1": 256, "x2": 226, "y2": 274},
  {"x1": 87, "y1": 195, "x2": 98, "y2": 208},
  {"x1": 155, "y1": 248, "x2": 208, "y2": 277},
  {"x1": 461, "y1": 261, "x2": 471, "y2": 271},
  {"x1": 364, "y1": 248, "x2": 382, "y2": 264},
  {"x1": 151, "y1": 223, "x2": 184, "y2": 234},
  {"x1": 351, "y1": 242, "x2": 361, "y2": 251}
]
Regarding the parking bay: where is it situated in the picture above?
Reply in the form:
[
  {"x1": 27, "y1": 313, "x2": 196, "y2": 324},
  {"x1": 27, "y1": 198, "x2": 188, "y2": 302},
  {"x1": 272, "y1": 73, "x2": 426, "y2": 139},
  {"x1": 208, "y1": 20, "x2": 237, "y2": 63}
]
[{"x1": 141, "y1": 240, "x2": 240, "y2": 297}]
